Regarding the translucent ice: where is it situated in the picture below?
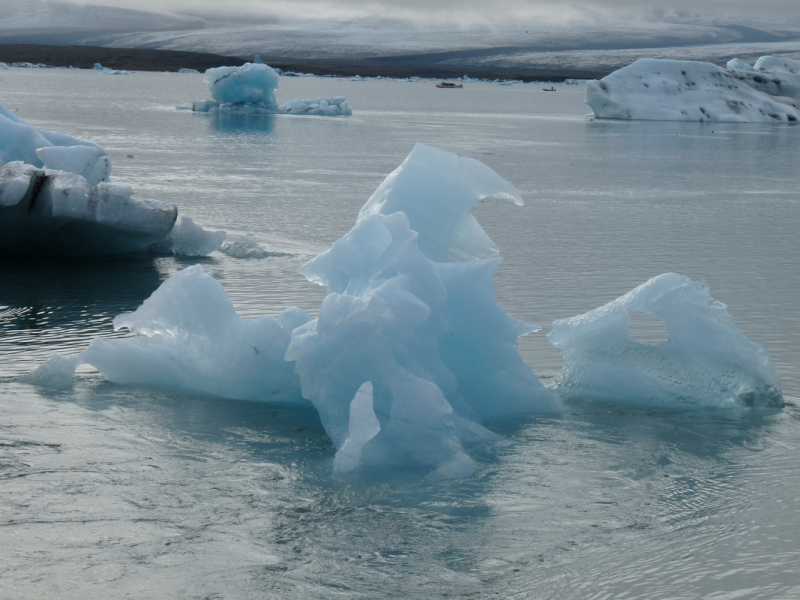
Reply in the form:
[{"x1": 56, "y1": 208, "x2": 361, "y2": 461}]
[
  {"x1": 288, "y1": 143, "x2": 563, "y2": 476},
  {"x1": 586, "y1": 58, "x2": 800, "y2": 122},
  {"x1": 81, "y1": 265, "x2": 311, "y2": 402},
  {"x1": 220, "y1": 234, "x2": 271, "y2": 258},
  {"x1": 195, "y1": 62, "x2": 352, "y2": 117},
  {"x1": 204, "y1": 63, "x2": 281, "y2": 108},
  {"x1": 547, "y1": 273, "x2": 784, "y2": 408},
  {"x1": 156, "y1": 215, "x2": 226, "y2": 257}
]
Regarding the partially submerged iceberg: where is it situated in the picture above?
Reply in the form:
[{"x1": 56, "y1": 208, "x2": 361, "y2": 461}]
[
  {"x1": 192, "y1": 62, "x2": 352, "y2": 117},
  {"x1": 586, "y1": 57, "x2": 800, "y2": 122},
  {"x1": 0, "y1": 99, "x2": 224, "y2": 257},
  {"x1": 0, "y1": 161, "x2": 177, "y2": 256},
  {"x1": 547, "y1": 273, "x2": 783, "y2": 408},
  {"x1": 30, "y1": 144, "x2": 562, "y2": 479}
]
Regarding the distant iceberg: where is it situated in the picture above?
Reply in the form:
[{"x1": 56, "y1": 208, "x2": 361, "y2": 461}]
[
  {"x1": 0, "y1": 100, "x2": 224, "y2": 257},
  {"x1": 28, "y1": 144, "x2": 562, "y2": 479},
  {"x1": 547, "y1": 273, "x2": 783, "y2": 408},
  {"x1": 586, "y1": 57, "x2": 800, "y2": 122},
  {"x1": 192, "y1": 62, "x2": 352, "y2": 117}
]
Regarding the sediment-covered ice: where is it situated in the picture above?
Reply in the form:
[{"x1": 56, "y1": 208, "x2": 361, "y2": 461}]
[
  {"x1": 0, "y1": 161, "x2": 178, "y2": 257},
  {"x1": 547, "y1": 273, "x2": 784, "y2": 408},
  {"x1": 30, "y1": 144, "x2": 561, "y2": 479},
  {"x1": 193, "y1": 62, "x2": 352, "y2": 117},
  {"x1": 586, "y1": 58, "x2": 800, "y2": 122}
]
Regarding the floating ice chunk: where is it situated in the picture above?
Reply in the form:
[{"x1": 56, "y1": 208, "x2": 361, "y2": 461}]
[
  {"x1": 79, "y1": 264, "x2": 311, "y2": 401},
  {"x1": 195, "y1": 62, "x2": 351, "y2": 117},
  {"x1": 0, "y1": 162, "x2": 178, "y2": 257},
  {"x1": 18, "y1": 354, "x2": 82, "y2": 390},
  {"x1": 357, "y1": 142, "x2": 524, "y2": 262},
  {"x1": 204, "y1": 63, "x2": 280, "y2": 108},
  {"x1": 253, "y1": 55, "x2": 264, "y2": 64},
  {"x1": 727, "y1": 58, "x2": 753, "y2": 71},
  {"x1": 333, "y1": 382, "x2": 381, "y2": 474},
  {"x1": 220, "y1": 234, "x2": 272, "y2": 258},
  {"x1": 279, "y1": 97, "x2": 352, "y2": 116},
  {"x1": 36, "y1": 145, "x2": 111, "y2": 185},
  {"x1": 178, "y1": 68, "x2": 200, "y2": 74},
  {"x1": 547, "y1": 273, "x2": 784, "y2": 408},
  {"x1": 156, "y1": 215, "x2": 226, "y2": 257},
  {"x1": 0, "y1": 99, "x2": 104, "y2": 166},
  {"x1": 586, "y1": 58, "x2": 800, "y2": 122}
]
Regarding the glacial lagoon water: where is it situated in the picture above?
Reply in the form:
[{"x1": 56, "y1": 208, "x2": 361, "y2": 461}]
[{"x1": 1, "y1": 68, "x2": 799, "y2": 598}]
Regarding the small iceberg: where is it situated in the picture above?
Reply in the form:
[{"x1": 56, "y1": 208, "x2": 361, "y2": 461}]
[
  {"x1": 586, "y1": 57, "x2": 800, "y2": 122},
  {"x1": 547, "y1": 273, "x2": 783, "y2": 408},
  {"x1": 192, "y1": 62, "x2": 352, "y2": 117}
]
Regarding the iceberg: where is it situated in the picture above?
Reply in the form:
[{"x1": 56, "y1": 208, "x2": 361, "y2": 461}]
[
  {"x1": 193, "y1": 62, "x2": 352, "y2": 117},
  {"x1": 586, "y1": 58, "x2": 800, "y2": 122},
  {"x1": 279, "y1": 97, "x2": 352, "y2": 116},
  {"x1": 0, "y1": 161, "x2": 178, "y2": 257},
  {"x1": 547, "y1": 273, "x2": 783, "y2": 408},
  {"x1": 0, "y1": 99, "x2": 224, "y2": 257},
  {"x1": 29, "y1": 144, "x2": 562, "y2": 479}
]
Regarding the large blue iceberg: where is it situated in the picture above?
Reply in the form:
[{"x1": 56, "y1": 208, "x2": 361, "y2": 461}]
[{"x1": 192, "y1": 62, "x2": 352, "y2": 116}]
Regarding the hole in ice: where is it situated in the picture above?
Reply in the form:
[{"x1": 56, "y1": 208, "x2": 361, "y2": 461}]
[{"x1": 627, "y1": 310, "x2": 669, "y2": 344}]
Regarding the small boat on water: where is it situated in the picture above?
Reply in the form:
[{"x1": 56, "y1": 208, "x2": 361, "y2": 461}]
[
  {"x1": 436, "y1": 81, "x2": 463, "y2": 88},
  {"x1": 543, "y1": 86, "x2": 557, "y2": 91}
]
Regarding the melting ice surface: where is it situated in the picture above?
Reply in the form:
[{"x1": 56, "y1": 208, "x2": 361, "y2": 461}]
[
  {"x1": 192, "y1": 62, "x2": 351, "y2": 116},
  {"x1": 547, "y1": 273, "x2": 784, "y2": 408},
  {"x1": 586, "y1": 56, "x2": 800, "y2": 122},
  {"x1": 30, "y1": 144, "x2": 562, "y2": 479}
]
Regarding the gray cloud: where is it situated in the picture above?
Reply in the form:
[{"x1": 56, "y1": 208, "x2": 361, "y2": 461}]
[{"x1": 69, "y1": 0, "x2": 800, "y2": 27}]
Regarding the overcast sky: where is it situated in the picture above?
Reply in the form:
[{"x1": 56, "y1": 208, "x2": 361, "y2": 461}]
[{"x1": 73, "y1": 0, "x2": 800, "y2": 26}]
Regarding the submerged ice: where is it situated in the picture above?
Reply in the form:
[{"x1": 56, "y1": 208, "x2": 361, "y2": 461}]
[
  {"x1": 586, "y1": 57, "x2": 800, "y2": 122},
  {"x1": 547, "y1": 273, "x2": 783, "y2": 408},
  {"x1": 193, "y1": 62, "x2": 352, "y2": 117}
]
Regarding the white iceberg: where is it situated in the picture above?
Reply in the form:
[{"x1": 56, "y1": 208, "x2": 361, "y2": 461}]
[
  {"x1": 178, "y1": 68, "x2": 200, "y2": 74},
  {"x1": 193, "y1": 62, "x2": 352, "y2": 117},
  {"x1": 727, "y1": 58, "x2": 754, "y2": 71},
  {"x1": 547, "y1": 273, "x2": 783, "y2": 408},
  {"x1": 287, "y1": 143, "x2": 563, "y2": 477},
  {"x1": 29, "y1": 144, "x2": 561, "y2": 479},
  {"x1": 35, "y1": 145, "x2": 110, "y2": 186},
  {"x1": 279, "y1": 97, "x2": 352, "y2": 116},
  {"x1": 586, "y1": 58, "x2": 800, "y2": 122}
]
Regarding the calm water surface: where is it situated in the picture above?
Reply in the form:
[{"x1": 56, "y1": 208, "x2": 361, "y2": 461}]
[{"x1": 0, "y1": 69, "x2": 798, "y2": 599}]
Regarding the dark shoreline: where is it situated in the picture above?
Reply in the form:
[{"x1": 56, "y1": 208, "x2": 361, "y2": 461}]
[{"x1": 0, "y1": 43, "x2": 608, "y2": 81}]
